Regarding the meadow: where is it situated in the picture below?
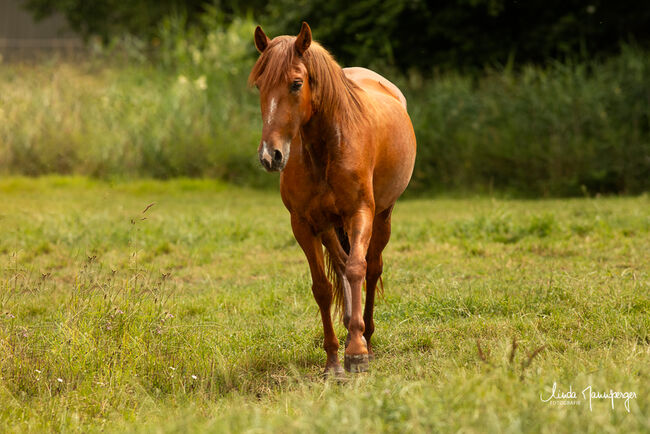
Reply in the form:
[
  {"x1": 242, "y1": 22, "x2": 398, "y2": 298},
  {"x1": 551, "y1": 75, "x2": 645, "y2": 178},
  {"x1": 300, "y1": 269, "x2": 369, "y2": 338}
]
[{"x1": 0, "y1": 176, "x2": 648, "y2": 432}]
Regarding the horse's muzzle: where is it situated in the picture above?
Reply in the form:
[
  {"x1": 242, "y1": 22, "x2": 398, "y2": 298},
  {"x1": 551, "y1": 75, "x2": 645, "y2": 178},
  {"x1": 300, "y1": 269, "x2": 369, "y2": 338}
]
[{"x1": 259, "y1": 142, "x2": 288, "y2": 172}]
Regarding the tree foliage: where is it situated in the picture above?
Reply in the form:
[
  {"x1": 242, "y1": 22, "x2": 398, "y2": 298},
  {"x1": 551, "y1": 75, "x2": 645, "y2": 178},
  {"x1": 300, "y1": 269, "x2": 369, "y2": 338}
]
[
  {"x1": 263, "y1": 0, "x2": 650, "y2": 70},
  {"x1": 24, "y1": 0, "x2": 650, "y2": 70},
  {"x1": 23, "y1": 0, "x2": 265, "y2": 42}
]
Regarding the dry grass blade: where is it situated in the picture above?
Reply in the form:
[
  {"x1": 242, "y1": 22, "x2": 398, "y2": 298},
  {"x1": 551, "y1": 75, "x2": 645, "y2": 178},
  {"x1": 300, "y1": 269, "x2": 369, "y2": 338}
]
[
  {"x1": 142, "y1": 203, "x2": 156, "y2": 214},
  {"x1": 509, "y1": 337, "x2": 518, "y2": 364},
  {"x1": 520, "y1": 345, "x2": 546, "y2": 379},
  {"x1": 476, "y1": 339, "x2": 490, "y2": 364}
]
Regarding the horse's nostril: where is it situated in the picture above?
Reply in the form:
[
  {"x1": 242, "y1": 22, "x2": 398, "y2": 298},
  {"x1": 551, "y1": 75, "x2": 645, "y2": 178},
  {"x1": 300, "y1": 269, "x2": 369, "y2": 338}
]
[{"x1": 273, "y1": 149, "x2": 283, "y2": 162}]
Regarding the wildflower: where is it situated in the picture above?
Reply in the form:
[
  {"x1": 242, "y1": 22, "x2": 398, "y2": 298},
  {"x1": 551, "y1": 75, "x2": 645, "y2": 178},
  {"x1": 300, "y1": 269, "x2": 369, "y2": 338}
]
[
  {"x1": 57, "y1": 378, "x2": 63, "y2": 383},
  {"x1": 35, "y1": 369, "x2": 42, "y2": 374},
  {"x1": 191, "y1": 375, "x2": 198, "y2": 380}
]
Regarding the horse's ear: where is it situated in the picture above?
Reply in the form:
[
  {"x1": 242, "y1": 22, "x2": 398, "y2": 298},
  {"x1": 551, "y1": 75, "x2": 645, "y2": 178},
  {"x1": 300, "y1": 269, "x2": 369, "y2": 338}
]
[
  {"x1": 295, "y1": 22, "x2": 312, "y2": 55},
  {"x1": 254, "y1": 26, "x2": 270, "y2": 53}
]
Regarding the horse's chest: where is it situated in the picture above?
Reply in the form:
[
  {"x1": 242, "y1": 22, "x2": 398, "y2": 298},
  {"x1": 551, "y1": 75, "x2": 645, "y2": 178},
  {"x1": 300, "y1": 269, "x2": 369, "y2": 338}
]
[
  {"x1": 283, "y1": 179, "x2": 341, "y2": 232},
  {"x1": 302, "y1": 188, "x2": 342, "y2": 232},
  {"x1": 281, "y1": 155, "x2": 348, "y2": 233}
]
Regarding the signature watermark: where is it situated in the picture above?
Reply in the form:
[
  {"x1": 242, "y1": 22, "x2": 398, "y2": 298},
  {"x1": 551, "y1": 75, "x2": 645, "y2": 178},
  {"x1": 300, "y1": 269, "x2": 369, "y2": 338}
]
[{"x1": 540, "y1": 382, "x2": 637, "y2": 412}]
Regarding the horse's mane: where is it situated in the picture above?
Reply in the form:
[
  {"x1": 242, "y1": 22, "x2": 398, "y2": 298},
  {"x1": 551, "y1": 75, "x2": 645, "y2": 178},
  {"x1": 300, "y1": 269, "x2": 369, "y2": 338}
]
[{"x1": 248, "y1": 36, "x2": 363, "y2": 126}]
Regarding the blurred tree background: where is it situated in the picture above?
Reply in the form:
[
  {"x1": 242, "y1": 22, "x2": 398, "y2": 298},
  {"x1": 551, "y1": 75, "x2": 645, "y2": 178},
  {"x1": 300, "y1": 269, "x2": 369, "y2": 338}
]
[
  {"x1": 24, "y1": 0, "x2": 650, "y2": 70},
  {"x1": 2, "y1": 0, "x2": 648, "y2": 196}
]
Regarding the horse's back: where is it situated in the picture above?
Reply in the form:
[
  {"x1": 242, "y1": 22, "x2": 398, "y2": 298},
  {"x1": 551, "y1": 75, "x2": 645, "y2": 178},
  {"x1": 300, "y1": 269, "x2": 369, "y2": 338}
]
[{"x1": 343, "y1": 67, "x2": 407, "y2": 110}]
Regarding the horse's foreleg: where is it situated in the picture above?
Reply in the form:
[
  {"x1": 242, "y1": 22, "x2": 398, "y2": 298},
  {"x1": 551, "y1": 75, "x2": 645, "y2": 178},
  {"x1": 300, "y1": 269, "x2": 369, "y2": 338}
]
[
  {"x1": 290, "y1": 215, "x2": 343, "y2": 377},
  {"x1": 343, "y1": 206, "x2": 374, "y2": 372},
  {"x1": 364, "y1": 206, "x2": 393, "y2": 359}
]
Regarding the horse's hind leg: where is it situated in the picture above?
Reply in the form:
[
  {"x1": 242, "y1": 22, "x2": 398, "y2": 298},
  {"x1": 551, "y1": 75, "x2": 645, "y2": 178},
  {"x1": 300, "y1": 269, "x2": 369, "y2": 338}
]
[
  {"x1": 364, "y1": 206, "x2": 393, "y2": 359},
  {"x1": 290, "y1": 215, "x2": 343, "y2": 377}
]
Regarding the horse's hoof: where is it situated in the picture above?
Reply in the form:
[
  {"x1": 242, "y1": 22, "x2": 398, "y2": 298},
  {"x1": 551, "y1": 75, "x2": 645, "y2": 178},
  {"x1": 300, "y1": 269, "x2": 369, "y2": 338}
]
[
  {"x1": 323, "y1": 365, "x2": 345, "y2": 379},
  {"x1": 344, "y1": 354, "x2": 369, "y2": 373}
]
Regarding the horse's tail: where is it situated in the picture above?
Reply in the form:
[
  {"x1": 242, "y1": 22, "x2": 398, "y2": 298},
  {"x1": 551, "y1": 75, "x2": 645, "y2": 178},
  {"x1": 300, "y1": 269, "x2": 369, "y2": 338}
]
[
  {"x1": 326, "y1": 227, "x2": 350, "y2": 319},
  {"x1": 325, "y1": 250, "x2": 344, "y2": 319}
]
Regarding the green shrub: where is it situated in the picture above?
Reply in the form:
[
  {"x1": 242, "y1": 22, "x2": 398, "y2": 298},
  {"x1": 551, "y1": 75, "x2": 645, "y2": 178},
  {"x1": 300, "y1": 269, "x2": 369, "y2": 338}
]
[
  {"x1": 0, "y1": 18, "x2": 270, "y2": 187},
  {"x1": 406, "y1": 46, "x2": 650, "y2": 196},
  {"x1": 0, "y1": 16, "x2": 648, "y2": 196}
]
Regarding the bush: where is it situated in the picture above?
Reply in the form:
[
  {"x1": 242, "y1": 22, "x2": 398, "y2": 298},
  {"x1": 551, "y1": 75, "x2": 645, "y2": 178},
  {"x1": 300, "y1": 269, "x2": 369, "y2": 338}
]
[
  {"x1": 406, "y1": 46, "x2": 650, "y2": 195},
  {"x1": 0, "y1": 17, "x2": 269, "y2": 188},
  {"x1": 0, "y1": 17, "x2": 648, "y2": 196}
]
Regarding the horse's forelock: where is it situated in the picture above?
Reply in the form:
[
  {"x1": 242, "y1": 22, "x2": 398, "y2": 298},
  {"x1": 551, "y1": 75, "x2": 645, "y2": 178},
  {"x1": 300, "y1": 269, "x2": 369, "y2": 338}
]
[{"x1": 248, "y1": 37, "x2": 296, "y2": 89}]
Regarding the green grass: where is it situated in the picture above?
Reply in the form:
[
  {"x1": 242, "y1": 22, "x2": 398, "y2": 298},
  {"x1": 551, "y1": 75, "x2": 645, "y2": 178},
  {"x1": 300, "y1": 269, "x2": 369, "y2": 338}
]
[{"x1": 0, "y1": 176, "x2": 648, "y2": 432}]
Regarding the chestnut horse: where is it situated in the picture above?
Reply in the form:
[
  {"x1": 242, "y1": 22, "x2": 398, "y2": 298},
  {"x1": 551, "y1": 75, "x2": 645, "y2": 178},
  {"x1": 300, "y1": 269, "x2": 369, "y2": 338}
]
[{"x1": 249, "y1": 22, "x2": 416, "y2": 375}]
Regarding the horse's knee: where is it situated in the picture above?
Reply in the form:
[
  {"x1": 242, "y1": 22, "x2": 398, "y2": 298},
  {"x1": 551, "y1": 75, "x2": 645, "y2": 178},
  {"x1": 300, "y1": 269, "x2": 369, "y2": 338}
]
[{"x1": 346, "y1": 257, "x2": 367, "y2": 284}]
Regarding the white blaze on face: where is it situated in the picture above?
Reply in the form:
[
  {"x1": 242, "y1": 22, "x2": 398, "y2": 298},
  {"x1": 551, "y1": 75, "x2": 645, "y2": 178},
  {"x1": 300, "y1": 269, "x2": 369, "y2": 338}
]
[
  {"x1": 266, "y1": 97, "x2": 277, "y2": 125},
  {"x1": 261, "y1": 141, "x2": 272, "y2": 165}
]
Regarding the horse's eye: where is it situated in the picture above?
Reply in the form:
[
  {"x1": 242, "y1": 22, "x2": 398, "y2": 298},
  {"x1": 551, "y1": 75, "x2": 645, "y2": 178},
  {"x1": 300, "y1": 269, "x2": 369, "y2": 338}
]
[{"x1": 291, "y1": 81, "x2": 303, "y2": 92}]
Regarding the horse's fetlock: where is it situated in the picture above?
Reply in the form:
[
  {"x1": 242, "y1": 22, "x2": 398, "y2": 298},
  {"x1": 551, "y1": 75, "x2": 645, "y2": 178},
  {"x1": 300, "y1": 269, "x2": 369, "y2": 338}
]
[
  {"x1": 349, "y1": 316, "x2": 365, "y2": 335},
  {"x1": 363, "y1": 320, "x2": 375, "y2": 335},
  {"x1": 323, "y1": 339, "x2": 339, "y2": 353}
]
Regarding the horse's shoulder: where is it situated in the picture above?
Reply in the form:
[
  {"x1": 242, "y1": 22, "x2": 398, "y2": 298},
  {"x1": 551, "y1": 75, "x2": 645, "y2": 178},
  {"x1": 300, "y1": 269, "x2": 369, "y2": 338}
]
[{"x1": 343, "y1": 67, "x2": 407, "y2": 109}]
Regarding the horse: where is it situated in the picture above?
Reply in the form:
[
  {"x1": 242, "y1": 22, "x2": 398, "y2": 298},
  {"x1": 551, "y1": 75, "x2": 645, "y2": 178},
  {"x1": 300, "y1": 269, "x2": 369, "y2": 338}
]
[{"x1": 249, "y1": 22, "x2": 416, "y2": 375}]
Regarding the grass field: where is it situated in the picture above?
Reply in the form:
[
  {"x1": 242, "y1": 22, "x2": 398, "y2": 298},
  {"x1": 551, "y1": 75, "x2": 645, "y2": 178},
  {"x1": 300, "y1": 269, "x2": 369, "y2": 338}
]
[{"x1": 0, "y1": 176, "x2": 648, "y2": 432}]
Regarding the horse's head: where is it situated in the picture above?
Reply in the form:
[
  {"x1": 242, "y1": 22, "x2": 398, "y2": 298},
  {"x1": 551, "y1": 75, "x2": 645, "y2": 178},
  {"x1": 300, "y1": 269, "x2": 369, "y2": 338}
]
[{"x1": 249, "y1": 22, "x2": 314, "y2": 172}]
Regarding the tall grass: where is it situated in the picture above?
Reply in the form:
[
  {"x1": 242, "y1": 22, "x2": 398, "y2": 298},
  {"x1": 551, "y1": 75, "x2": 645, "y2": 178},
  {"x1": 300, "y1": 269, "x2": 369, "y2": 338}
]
[
  {"x1": 0, "y1": 17, "x2": 648, "y2": 195},
  {"x1": 0, "y1": 18, "x2": 266, "y2": 186},
  {"x1": 406, "y1": 47, "x2": 650, "y2": 196}
]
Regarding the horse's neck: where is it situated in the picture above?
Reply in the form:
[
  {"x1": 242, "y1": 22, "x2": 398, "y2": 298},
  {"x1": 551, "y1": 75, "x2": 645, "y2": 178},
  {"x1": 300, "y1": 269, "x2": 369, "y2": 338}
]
[{"x1": 300, "y1": 114, "x2": 341, "y2": 176}]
